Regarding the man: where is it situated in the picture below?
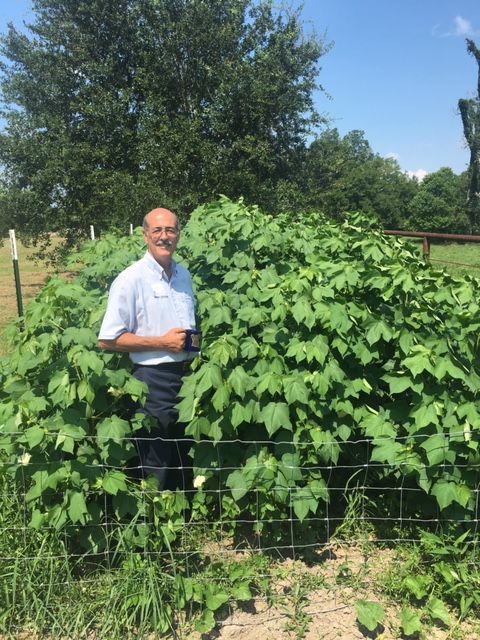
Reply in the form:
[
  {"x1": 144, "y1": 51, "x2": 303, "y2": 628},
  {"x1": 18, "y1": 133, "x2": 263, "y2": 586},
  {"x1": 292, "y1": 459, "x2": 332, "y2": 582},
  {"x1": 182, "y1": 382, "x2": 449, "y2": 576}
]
[{"x1": 98, "y1": 207, "x2": 197, "y2": 490}]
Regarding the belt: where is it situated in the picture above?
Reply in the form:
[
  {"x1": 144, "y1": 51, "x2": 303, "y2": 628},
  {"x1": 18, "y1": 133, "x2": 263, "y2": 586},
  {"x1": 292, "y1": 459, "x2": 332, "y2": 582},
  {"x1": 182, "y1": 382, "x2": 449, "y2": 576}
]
[{"x1": 134, "y1": 360, "x2": 193, "y2": 373}]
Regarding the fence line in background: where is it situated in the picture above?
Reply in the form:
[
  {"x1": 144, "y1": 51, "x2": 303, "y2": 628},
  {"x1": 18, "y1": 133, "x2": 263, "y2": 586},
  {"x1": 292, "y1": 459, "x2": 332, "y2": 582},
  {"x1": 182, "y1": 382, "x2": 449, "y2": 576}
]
[{"x1": 384, "y1": 228, "x2": 480, "y2": 264}]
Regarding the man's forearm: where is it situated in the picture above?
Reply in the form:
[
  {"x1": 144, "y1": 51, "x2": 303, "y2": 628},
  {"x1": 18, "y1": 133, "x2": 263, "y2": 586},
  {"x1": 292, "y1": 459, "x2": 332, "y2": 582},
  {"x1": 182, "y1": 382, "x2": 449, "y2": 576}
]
[
  {"x1": 98, "y1": 328, "x2": 186, "y2": 353},
  {"x1": 98, "y1": 333, "x2": 161, "y2": 352}
]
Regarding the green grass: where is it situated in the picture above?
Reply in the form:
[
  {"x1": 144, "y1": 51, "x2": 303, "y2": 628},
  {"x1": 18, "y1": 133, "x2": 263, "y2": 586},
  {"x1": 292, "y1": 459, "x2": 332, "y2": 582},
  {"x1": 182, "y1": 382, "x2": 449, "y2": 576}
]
[
  {"x1": 399, "y1": 239, "x2": 480, "y2": 277},
  {"x1": 428, "y1": 242, "x2": 480, "y2": 277}
]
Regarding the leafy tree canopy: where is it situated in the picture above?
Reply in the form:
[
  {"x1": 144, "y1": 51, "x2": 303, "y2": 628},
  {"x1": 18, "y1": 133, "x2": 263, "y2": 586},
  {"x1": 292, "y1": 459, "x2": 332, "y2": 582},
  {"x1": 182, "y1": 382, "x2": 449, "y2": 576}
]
[
  {"x1": 0, "y1": 0, "x2": 327, "y2": 245},
  {"x1": 407, "y1": 167, "x2": 470, "y2": 234},
  {"x1": 300, "y1": 128, "x2": 418, "y2": 228}
]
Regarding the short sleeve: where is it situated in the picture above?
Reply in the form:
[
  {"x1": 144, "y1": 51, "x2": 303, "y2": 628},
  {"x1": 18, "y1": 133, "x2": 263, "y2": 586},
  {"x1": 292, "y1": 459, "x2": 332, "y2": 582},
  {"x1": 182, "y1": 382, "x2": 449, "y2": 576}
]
[{"x1": 98, "y1": 275, "x2": 136, "y2": 340}]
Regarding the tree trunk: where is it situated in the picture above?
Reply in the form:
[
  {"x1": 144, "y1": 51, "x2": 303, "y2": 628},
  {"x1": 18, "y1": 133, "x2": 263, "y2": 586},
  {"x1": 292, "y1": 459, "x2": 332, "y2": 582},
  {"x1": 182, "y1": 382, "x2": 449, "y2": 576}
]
[{"x1": 459, "y1": 39, "x2": 480, "y2": 231}]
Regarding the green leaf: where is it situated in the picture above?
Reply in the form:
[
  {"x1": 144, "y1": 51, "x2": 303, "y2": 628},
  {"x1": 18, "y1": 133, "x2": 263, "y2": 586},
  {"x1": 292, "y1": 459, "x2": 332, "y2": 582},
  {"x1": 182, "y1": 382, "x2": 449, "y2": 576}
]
[
  {"x1": 30, "y1": 509, "x2": 45, "y2": 529},
  {"x1": 208, "y1": 305, "x2": 232, "y2": 327},
  {"x1": 48, "y1": 504, "x2": 68, "y2": 530},
  {"x1": 420, "y1": 434, "x2": 448, "y2": 465},
  {"x1": 403, "y1": 349, "x2": 433, "y2": 377},
  {"x1": 55, "y1": 424, "x2": 87, "y2": 454},
  {"x1": 228, "y1": 366, "x2": 252, "y2": 398},
  {"x1": 68, "y1": 491, "x2": 89, "y2": 524},
  {"x1": 329, "y1": 304, "x2": 353, "y2": 334},
  {"x1": 256, "y1": 372, "x2": 282, "y2": 396},
  {"x1": 205, "y1": 589, "x2": 229, "y2": 611},
  {"x1": 102, "y1": 470, "x2": 128, "y2": 495},
  {"x1": 309, "y1": 335, "x2": 329, "y2": 364},
  {"x1": 403, "y1": 575, "x2": 430, "y2": 600},
  {"x1": 355, "y1": 600, "x2": 384, "y2": 632},
  {"x1": 237, "y1": 306, "x2": 265, "y2": 327},
  {"x1": 194, "y1": 609, "x2": 215, "y2": 633},
  {"x1": 185, "y1": 416, "x2": 211, "y2": 439},
  {"x1": 285, "y1": 338, "x2": 307, "y2": 363},
  {"x1": 382, "y1": 374, "x2": 414, "y2": 394},
  {"x1": 292, "y1": 487, "x2": 318, "y2": 522},
  {"x1": 177, "y1": 394, "x2": 197, "y2": 423},
  {"x1": 207, "y1": 339, "x2": 233, "y2": 366},
  {"x1": 279, "y1": 453, "x2": 302, "y2": 483},
  {"x1": 231, "y1": 402, "x2": 252, "y2": 428},
  {"x1": 48, "y1": 370, "x2": 69, "y2": 394},
  {"x1": 97, "y1": 416, "x2": 130, "y2": 443},
  {"x1": 309, "y1": 478, "x2": 329, "y2": 502},
  {"x1": 24, "y1": 425, "x2": 45, "y2": 448},
  {"x1": 207, "y1": 419, "x2": 223, "y2": 441},
  {"x1": 411, "y1": 403, "x2": 439, "y2": 429},
  {"x1": 400, "y1": 607, "x2": 422, "y2": 636},
  {"x1": 370, "y1": 440, "x2": 403, "y2": 464},
  {"x1": 226, "y1": 470, "x2": 249, "y2": 500},
  {"x1": 258, "y1": 402, "x2": 292, "y2": 436},
  {"x1": 291, "y1": 297, "x2": 315, "y2": 329},
  {"x1": 283, "y1": 375, "x2": 309, "y2": 405},
  {"x1": 426, "y1": 597, "x2": 450, "y2": 626},
  {"x1": 75, "y1": 350, "x2": 104, "y2": 375},
  {"x1": 25, "y1": 470, "x2": 51, "y2": 503},
  {"x1": 211, "y1": 384, "x2": 230, "y2": 411},
  {"x1": 231, "y1": 582, "x2": 252, "y2": 601},
  {"x1": 366, "y1": 320, "x2": 392, "y2": 345},
  {"x1": 444, "y1": 359, "x2": 467, "y2": 381},
  {"x1": 431, "y1": 480, "x2": 471, "y2": 510},
  {"x1": 361, "y1": 413, "x2": 396, "y2": 438}
]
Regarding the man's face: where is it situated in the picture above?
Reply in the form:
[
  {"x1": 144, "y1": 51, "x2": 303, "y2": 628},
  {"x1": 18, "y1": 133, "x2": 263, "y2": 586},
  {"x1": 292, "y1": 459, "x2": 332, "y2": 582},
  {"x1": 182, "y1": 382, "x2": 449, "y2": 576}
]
[{"x1": 143, "y1": 209, "x2": 179, "y2": 264}]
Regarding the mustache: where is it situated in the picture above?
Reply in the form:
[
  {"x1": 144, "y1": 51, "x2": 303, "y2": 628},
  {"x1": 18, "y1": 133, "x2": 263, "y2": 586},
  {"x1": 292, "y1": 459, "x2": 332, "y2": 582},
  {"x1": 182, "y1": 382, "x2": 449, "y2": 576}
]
[{"x1": 155, "y1": 240, "x2": 173, "y2": 248}]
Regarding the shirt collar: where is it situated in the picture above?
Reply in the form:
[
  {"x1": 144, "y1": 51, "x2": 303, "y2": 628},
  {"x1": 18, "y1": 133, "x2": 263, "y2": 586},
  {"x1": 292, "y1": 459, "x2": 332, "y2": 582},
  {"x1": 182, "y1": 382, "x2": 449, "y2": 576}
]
[{"x1": 143, "y1": 251, "x2": 177, "y2": 279}]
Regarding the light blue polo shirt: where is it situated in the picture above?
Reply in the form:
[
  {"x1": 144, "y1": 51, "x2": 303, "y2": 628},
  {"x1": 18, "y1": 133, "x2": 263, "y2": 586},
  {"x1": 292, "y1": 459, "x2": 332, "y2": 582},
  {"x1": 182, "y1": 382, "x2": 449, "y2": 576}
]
[{"x1": 98, "y1": 251, "x2": 197, "y2": 365}]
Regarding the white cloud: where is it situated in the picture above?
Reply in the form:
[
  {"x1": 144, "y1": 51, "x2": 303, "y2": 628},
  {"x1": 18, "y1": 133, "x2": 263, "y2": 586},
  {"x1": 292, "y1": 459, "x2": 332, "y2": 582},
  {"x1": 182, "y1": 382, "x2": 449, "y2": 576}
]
[
  {"x1": 434, "y1": 15, "x2": 479, "y2": 37},
  {"x1": 453, "y1": 15, "x2": 474, "y2": 36},
  {"x1": 407, "y1": 169, "x2": 428, "y2": 182}
]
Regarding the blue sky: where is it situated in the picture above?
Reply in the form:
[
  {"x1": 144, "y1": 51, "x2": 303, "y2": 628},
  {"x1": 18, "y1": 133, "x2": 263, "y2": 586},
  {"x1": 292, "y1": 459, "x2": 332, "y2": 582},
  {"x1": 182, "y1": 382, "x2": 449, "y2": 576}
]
[
  {"x1": 0, "y1": 0, "x2": 479, "y2": 177},
  {"x1": 300, "y1": 0, "x2": 480, "y2": 178}
]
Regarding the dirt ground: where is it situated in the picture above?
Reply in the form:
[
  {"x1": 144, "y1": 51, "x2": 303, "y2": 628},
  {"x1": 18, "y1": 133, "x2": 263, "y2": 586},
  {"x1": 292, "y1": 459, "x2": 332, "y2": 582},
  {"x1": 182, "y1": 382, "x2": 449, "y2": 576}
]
[{"x1": 185, "y1": 544, "x2": 480, "y2": 640}]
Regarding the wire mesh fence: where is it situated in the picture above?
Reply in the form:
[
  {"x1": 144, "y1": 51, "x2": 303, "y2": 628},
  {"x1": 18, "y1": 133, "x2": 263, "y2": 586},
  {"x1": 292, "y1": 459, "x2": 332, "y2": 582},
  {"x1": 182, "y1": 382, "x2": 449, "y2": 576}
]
[{"x1": 2, "y1": 428, "x2": 480, "y2": 638}]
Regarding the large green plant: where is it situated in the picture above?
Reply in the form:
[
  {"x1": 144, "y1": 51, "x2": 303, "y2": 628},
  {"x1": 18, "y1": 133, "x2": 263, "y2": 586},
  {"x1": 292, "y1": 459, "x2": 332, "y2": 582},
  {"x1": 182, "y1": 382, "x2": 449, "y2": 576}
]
[
  {"x1": 178, "y1": 198, "x2": 480, "y2": 536},
  {"x1": 1, "y1": 198, "x2": 480, "y2": 554}
]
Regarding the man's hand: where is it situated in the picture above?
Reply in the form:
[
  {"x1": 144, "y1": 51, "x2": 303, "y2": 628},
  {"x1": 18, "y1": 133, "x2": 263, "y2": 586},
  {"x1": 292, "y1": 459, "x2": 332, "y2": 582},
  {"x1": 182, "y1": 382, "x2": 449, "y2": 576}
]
[{"x1": 161, "y1": 328, "x2": 186, "y2": 352}]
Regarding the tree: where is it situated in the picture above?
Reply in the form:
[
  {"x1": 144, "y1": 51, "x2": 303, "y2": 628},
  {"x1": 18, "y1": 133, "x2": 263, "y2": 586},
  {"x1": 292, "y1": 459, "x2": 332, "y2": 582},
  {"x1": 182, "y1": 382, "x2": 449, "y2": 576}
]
[
  {"x1": 0, "y1": 0, "x2": 326, "y2": 246},
  {"x1": 406, "y1": 167, "x2": 469, "y2": 233},
  {"x1": 458, "y1": 38, "x2": 480, "y2": 231},
  {"x1": 300, "y1": 128, "x2": 418, "y2": 228}
]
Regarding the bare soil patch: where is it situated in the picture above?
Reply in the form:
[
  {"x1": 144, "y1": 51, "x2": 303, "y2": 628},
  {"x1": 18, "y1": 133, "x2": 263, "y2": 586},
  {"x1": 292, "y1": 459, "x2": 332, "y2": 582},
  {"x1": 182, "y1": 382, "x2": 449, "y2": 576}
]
[{"x1": 185, "y1": 544, "x2": 480, "y2": 640}]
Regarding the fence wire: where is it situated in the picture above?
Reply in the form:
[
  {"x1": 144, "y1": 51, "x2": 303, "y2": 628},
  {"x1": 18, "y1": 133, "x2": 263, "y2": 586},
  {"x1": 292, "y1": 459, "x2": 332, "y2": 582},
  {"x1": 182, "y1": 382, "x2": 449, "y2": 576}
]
[{"x1": 2, "y1": 428, "x2": 480, "y2": 638}]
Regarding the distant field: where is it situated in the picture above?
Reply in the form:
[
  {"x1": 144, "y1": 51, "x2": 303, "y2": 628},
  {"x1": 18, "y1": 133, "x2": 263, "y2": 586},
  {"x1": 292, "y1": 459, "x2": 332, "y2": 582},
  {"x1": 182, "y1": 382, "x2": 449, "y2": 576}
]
[
  {"x1": 0, "y1": 238, "x2": 58, "y2": 356},
  {"x1": 428, "y1": 242, "x2": 480, "y2": 277},
  {"x1": 1, "y1": 236, "x2": 480, "y2": 357}
]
